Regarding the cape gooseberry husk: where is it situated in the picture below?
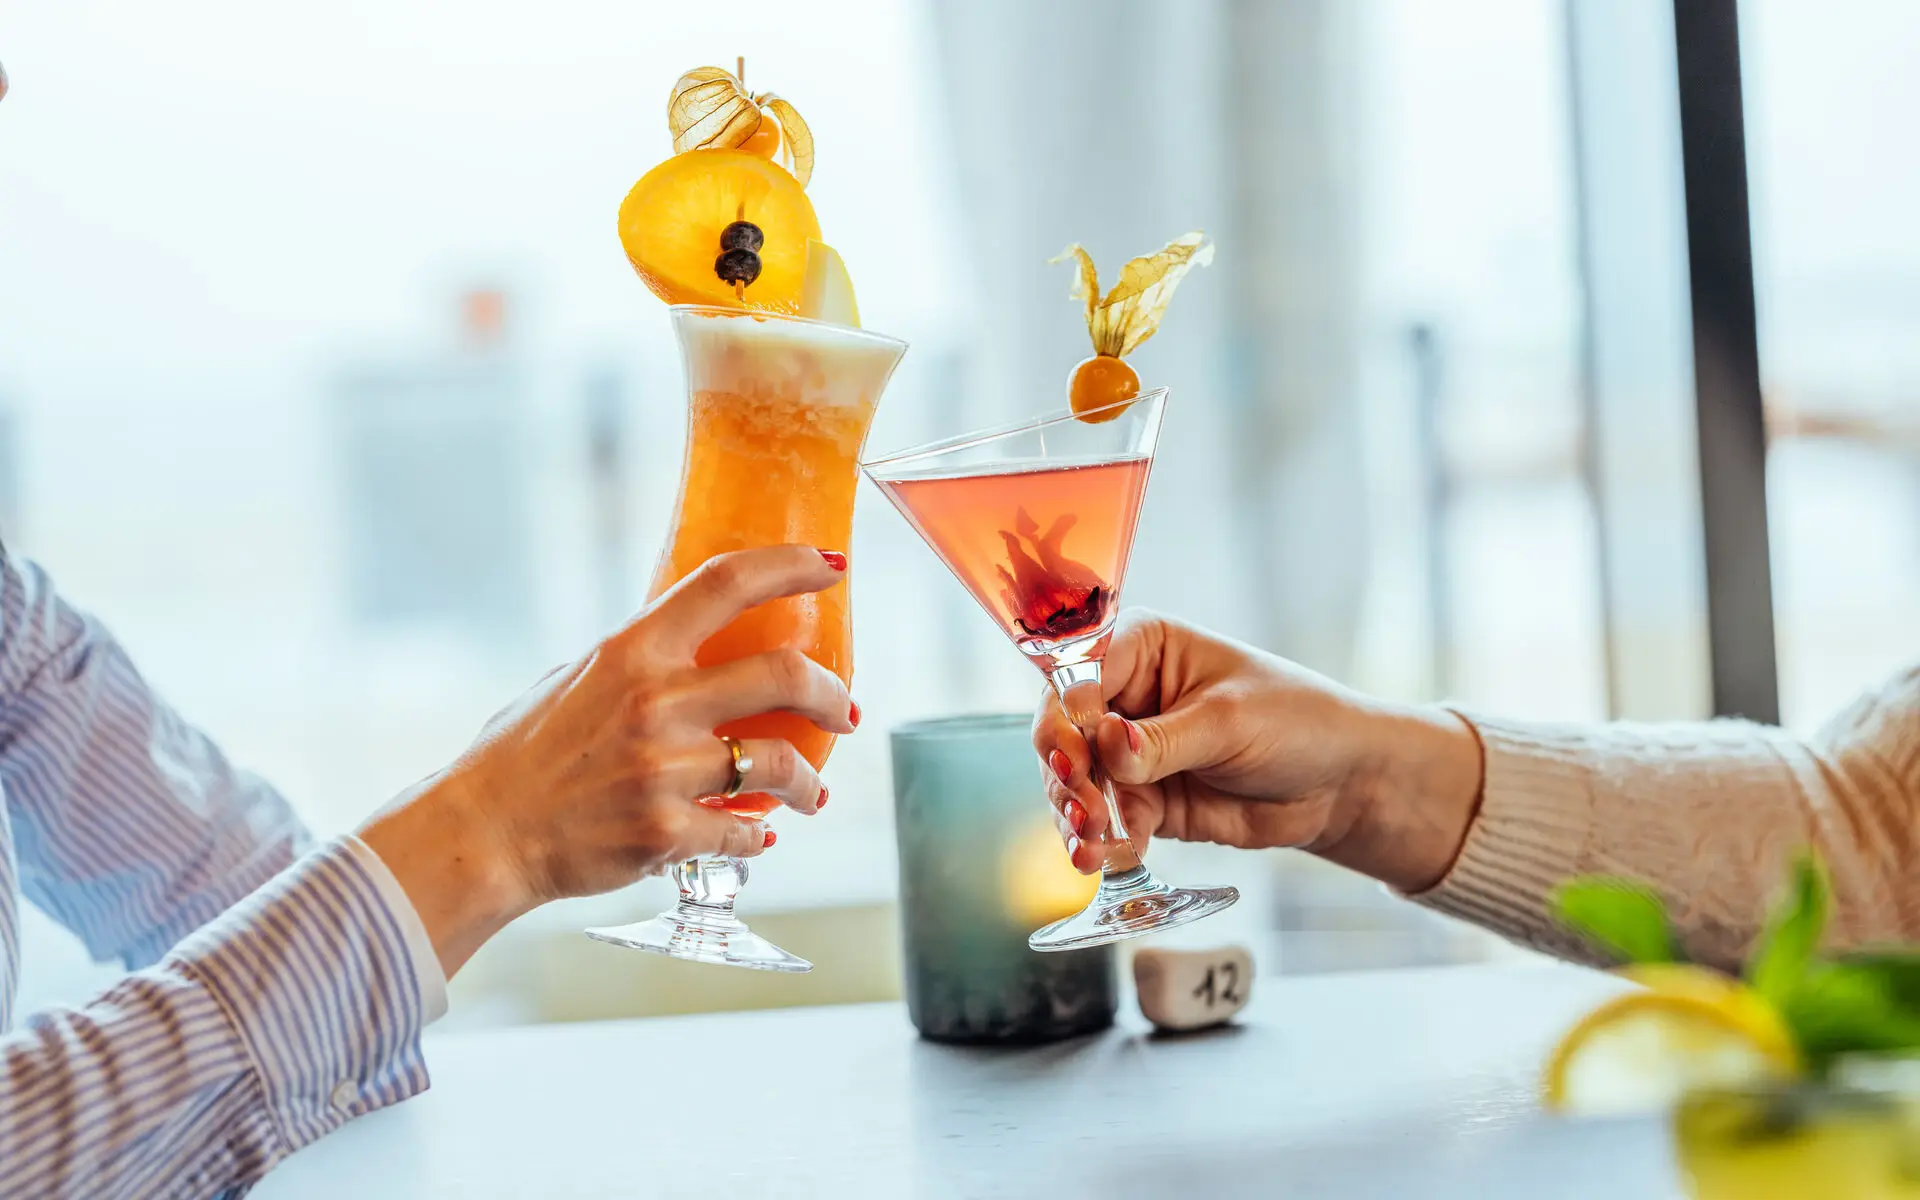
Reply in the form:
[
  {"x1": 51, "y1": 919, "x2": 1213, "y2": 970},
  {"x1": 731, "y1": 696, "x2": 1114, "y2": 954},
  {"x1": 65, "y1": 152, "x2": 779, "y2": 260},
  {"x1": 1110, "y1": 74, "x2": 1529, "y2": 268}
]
[
  {"x1": 1053, "y1": 232, "x2": 1214, "y2": 358},
  {"x1": 1053, "y1": 233, "x2": 1212, "y2": 423},
  {"x1": 667, "y1": 66, "x2": 814, "y2": 187}
]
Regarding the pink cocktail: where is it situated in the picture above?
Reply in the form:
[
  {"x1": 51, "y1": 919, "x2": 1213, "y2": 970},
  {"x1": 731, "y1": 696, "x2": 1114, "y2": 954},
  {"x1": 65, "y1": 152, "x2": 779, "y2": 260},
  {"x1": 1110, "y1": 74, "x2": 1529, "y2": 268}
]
[{"x1": 877, "y1": 457, "x2": 1148, "y2": 661}]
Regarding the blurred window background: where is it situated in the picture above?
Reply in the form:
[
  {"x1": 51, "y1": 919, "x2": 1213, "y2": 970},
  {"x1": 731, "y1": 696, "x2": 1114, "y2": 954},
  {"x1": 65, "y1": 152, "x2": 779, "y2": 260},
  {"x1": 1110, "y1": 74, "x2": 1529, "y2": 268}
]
[
  {"x1": 2, "y1": 0, "x2": 1910, "y2": 1023},
  {"x1": 1740, "y1": 0, "x2": 1920, "y2": 727}
]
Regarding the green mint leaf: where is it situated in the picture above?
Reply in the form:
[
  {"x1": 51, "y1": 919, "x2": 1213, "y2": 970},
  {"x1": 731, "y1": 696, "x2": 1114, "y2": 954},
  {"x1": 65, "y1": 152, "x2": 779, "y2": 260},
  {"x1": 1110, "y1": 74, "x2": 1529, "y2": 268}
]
[
  {"x1": 1550, "y1": 877, "x2": 1677, "y2": 965},
  {"x1": 1837, "y1": 950, "x2": 1920, "y2": 1011},
  {"x1": 1748, "y1": 854, "x2": 1830, "y2": 1008},
  {"x1": 1778, "y1": 963, "x2": 1920, "y2": 1073}
]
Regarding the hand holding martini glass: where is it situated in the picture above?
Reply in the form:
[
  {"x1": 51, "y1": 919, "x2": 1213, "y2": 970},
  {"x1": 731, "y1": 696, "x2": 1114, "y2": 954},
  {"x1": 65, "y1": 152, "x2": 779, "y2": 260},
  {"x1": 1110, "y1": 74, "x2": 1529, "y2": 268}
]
[{"x1": 864, "y1": 234, "x2": 1237, "y2": 951}]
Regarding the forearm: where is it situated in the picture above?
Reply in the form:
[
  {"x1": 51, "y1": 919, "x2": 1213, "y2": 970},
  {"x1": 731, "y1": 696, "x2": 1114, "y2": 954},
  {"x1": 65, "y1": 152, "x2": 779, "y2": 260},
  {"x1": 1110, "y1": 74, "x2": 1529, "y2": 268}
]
[
  {"x1": 1, "y1": 839, "x2": 433, "y2": 1196},
  {"x1": 1407, "y1": 713, "x2": 1830, "y2": 967},
  {"x1": 1316, "y1": 701, "x2": 1484, "y2": 896},
  {"x1": 1386, "y1": 670, "x2": 1920, "y2": 968},
  {"x1": 357, "y1": 771, "x2": 530, "y2": 980}
]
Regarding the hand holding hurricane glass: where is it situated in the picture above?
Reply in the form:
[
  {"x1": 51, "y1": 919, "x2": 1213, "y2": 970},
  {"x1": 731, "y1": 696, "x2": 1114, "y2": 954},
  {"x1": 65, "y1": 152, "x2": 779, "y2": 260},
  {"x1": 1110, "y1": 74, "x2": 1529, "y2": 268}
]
[{"x1": 586, "y1": 307, "x2": 903, "y2": 972}]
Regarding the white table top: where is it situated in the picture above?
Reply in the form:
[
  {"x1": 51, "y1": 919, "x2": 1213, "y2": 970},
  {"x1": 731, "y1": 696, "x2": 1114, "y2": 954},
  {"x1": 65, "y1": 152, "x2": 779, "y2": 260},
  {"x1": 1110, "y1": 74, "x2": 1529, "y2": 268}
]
[{"x1": 256, "y1": 961, "x2": 1680, "y2": 1199}]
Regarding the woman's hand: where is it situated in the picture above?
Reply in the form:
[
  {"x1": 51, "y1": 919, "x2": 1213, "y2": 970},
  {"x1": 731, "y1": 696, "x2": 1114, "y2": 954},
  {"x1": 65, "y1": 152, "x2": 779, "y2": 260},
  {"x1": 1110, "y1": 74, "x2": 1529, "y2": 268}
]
[
  {"x1": 361, "y1": 545, "x2": 856, "y2": 976},
  {"x1": 1032, "y1": 610, "x2": 1483, "y2": 892}
]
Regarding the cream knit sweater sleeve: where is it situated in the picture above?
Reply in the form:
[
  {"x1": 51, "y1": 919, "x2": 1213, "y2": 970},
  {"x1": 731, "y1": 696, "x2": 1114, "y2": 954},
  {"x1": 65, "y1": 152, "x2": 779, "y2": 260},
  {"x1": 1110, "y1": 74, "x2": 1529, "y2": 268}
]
[{"x1": 1415, "y1": 666, "x2": 1920, "y2": 969}]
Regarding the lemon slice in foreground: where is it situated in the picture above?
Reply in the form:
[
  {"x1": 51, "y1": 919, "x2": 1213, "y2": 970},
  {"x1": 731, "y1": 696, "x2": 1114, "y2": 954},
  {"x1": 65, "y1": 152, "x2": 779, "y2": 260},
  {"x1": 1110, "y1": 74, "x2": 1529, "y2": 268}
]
[
  {"x1": 800, "y1": 238, "x2": 859, "y2": 328},
  {"x1": 1544, "y1": 966, "x2": 1801, "y2": 1117}
]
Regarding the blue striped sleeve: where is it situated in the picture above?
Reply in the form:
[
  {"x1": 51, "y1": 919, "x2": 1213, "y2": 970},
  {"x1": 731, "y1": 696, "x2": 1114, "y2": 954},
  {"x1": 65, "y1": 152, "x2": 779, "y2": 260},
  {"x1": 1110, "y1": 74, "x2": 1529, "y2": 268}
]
[
  {"x1": 167, "y1": 836, "x2": 433, "y2": 1152},
  {"x1": 0, "y1": 552, "x2": 311, "y2": 971},
  {"x1": 0, "y1": 839, "x2": 431, "y2": 1198}
]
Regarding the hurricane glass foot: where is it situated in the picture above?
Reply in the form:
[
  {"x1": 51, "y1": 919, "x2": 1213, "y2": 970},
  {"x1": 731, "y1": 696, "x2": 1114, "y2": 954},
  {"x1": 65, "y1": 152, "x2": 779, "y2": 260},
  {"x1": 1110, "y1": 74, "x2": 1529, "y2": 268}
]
[
  {"x1": 586, "y1": 906, "x2": 811, "y2": 972},
  {"x1": 585, "y1": 854, "x2": 811, "y2": 972}
]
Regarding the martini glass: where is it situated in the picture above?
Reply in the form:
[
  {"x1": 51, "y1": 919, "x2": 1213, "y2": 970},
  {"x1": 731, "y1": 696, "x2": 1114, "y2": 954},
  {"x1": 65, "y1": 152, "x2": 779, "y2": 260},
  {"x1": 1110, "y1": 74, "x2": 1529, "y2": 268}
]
[{"x1": 863, "y1": 388, "x2": 1239, "y2": 951}]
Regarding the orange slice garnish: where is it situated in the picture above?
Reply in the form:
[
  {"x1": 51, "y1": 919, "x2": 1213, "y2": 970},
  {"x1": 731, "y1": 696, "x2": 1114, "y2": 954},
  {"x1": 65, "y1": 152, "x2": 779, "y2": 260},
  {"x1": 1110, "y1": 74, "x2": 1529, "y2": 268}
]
[{"x1": 618, "y1": 149, "x2": 821, "y2": 313}]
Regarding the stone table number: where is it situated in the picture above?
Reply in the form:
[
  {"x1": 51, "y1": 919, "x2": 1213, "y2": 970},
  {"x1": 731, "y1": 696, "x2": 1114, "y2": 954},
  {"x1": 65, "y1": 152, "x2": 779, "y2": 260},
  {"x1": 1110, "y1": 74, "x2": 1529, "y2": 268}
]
[{"x1": 1134, "y1": 945, "x2": 1255, "y2": 1032}]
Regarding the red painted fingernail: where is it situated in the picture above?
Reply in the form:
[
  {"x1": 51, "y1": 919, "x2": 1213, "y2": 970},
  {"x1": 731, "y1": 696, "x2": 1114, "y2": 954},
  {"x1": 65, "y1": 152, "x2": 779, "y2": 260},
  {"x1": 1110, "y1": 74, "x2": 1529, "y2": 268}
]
[
  {"x1": 815, "y1": 786, "x2": 828, "y2": 811},
  {"x1": 1066, "y1": 835, "x2": 1081, "y2": 860},
  {"x1": 848, "y1": 700, "x2": 862, "y2": 729},
  {"x1": 1124, "y1": 718, "x2": 1143, "y2": 754},
  {"x1": 763, "y1": 829, "x2": 777, "y2": 848},
  {"x1": 1064, "y1": 799, "x2": 1087, "y2": 838},
  {"x1": 1048, "y1": 749, "x2": 1073, "y2": 785},
  {"x1": 819, "y1": 550, "x2": 848, "y2": 571}
]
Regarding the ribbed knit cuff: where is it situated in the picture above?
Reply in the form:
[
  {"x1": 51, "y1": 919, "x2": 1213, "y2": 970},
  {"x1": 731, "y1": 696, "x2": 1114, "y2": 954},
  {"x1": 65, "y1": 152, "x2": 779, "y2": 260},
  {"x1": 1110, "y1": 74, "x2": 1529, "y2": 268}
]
[{"x1": 1408, "y1": 711, "x2": 1608, "y2": 962}]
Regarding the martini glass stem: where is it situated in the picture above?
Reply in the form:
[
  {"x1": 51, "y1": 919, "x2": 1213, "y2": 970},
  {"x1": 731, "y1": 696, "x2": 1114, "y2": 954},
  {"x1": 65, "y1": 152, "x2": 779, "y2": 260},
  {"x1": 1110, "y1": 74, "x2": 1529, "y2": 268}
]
[{"x1": 1049, "y1": 657, "x2": 1144, "y2": 875}]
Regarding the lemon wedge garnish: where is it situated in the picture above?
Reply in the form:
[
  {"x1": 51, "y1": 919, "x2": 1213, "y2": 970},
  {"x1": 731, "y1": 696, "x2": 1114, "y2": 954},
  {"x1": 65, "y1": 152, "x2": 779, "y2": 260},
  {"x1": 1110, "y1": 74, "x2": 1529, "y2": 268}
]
[
  {"x1": 1544, "y1": 965, "x2": 1801, "y2": 1117},
  {"x1": 800, "y1": 238, "x2": 859, "y2": 328}
]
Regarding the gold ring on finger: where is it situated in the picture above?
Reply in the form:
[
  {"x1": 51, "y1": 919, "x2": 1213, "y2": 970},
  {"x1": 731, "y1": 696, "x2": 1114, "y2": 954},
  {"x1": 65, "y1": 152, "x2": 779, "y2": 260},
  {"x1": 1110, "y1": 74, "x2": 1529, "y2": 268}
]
[{"x1": 718, "y1": 734, "x2": 753, "y2": 798}]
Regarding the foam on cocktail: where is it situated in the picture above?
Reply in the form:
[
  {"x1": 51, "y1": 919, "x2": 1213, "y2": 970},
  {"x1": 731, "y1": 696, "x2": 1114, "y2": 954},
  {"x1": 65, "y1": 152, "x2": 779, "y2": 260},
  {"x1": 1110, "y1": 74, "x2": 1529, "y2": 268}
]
[{"x1": 676, "y1": 309, "x2": 899, "y2": 416}]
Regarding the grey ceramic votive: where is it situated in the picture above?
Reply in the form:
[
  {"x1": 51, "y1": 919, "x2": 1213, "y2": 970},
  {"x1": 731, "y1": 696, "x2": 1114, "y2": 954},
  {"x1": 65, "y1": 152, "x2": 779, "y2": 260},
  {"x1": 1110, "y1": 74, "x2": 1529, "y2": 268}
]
[{"x1": 891, "y1": 714, "x2": 1116, "y2": 1044}]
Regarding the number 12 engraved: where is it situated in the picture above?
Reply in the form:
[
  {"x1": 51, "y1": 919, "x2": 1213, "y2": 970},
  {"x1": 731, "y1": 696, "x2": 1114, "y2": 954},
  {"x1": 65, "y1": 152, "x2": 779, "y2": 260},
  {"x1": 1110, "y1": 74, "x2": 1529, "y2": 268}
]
[{"x1": 1190, "y1": 960, "x2": 1242, "y2": 1008}]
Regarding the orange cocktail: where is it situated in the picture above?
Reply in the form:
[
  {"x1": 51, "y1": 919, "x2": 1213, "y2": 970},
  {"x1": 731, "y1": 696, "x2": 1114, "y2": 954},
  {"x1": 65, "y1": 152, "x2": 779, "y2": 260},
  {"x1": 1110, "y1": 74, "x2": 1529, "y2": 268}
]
[
  {"x1": 588, "y1": 60, "x2": 909, "y2": 973},
  {"x1": 654, "y1": 305, "x2": 905, "y2": 813}
]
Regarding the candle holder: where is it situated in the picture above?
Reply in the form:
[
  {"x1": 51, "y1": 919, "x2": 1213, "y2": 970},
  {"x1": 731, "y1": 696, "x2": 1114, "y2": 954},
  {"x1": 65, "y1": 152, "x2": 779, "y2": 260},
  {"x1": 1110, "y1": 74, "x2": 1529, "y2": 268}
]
[{"x1": 891, "y1": 714, "x2": 1116, "y2": 1043}]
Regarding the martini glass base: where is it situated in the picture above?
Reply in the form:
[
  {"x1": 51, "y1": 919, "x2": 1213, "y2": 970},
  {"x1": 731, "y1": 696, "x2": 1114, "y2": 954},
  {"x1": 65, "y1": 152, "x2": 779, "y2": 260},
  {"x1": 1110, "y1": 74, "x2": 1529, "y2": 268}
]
[
  {"x1": 1028, "y1": 866, "x2": 1240, "y2": 952},
  {"x1": 586, "y1": 905, "x2": 812, "y2": 973}
]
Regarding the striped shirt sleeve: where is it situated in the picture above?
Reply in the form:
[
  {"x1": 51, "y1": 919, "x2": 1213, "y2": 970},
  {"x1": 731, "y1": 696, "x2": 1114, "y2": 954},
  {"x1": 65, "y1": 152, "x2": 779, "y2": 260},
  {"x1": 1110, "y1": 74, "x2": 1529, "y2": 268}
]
[
  {"x1": 0, "y1": 552, "x2": 311, "y2": 971},
  {"x1": 0, "y1": 838, "x2": 432, "y2": 1199},
  {"x1": 0, "y1": 550, "x2": 443, "y2": 1194}
]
